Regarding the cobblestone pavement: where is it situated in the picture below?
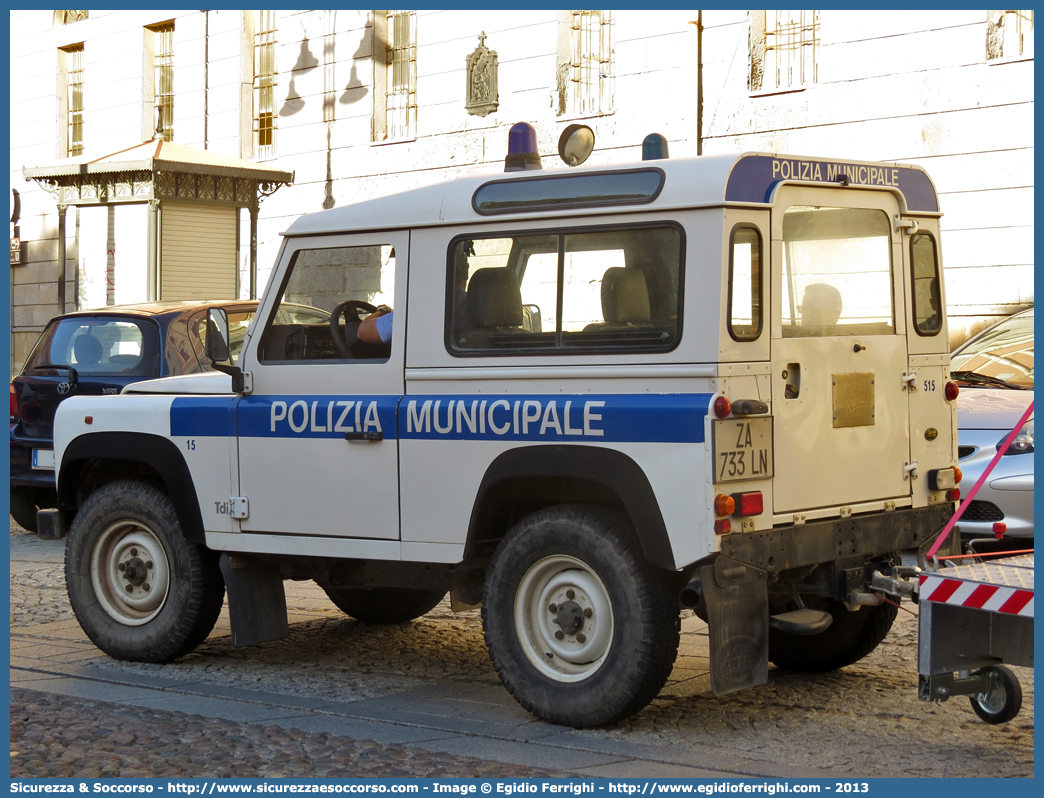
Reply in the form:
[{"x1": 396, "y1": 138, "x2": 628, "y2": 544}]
[
  {"x1": 10, "y1": 523, "x2": 1035, "y2": 778},
  {"x1": 10, "y1": 689, "x2": 575, "y2": 779}
]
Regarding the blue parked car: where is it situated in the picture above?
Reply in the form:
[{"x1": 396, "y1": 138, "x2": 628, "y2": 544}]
[{"x1": 10, "y1": 300, "x2": 259, "y2": 531}]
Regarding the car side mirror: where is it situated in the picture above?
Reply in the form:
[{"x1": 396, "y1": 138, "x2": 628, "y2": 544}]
[{"x1": 206, "y1": 308, "x2": 231, "y2": 364}]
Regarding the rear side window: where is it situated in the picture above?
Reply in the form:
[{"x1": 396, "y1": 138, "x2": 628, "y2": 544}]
[
  {"x1": 728, "y1": 225, "x2": 762, "y2": 341},
  {"x1": 25, "y1": 317, "x2": 160, "y2": 378},
  {"x1": 910, "y1": 232, "x2": 942, "y2": 336},
  {"x1": 446, "y1": 224, "x2": 683, "y2": 354}
]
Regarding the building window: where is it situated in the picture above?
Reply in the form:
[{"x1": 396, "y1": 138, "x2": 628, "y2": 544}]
[
  {"x1": 253, "y1": 11, "x2": 278, "y2": 157},
  {"x1": 384, "y1": 10, "x2": 417, "y2": 140},
  {"x1": 559, "y1": 10, "x2": 614, "y2": 117},
  {"x1": 148, "y1": 21, "x2": 175, "y2": 140},
  {"x1": 60, "y1": 44, "x2": 84, "y2": 157},
  {"x1": 750, "y1": 10, "x2": 819, "y2": 93},
  {"x1": 987, "y1": 10, "x2": 1034, "y2": 60},
  {"x1": 54, "y1": 11, "x2": 88, "y2": 25}
]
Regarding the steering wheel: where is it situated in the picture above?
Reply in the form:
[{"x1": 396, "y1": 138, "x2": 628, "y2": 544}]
[{"x1": 329, "y1": 300, "x2": 378, "y2": 358}]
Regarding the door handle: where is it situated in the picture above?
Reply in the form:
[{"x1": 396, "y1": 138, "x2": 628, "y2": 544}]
[{"x1": 344, "y1": 431, "x2": 383, "y2": 442}]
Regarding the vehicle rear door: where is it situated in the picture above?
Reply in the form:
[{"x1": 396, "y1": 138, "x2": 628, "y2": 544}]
[{"x1": 769, "y1": 187, "x2": 911, "y2": 514}]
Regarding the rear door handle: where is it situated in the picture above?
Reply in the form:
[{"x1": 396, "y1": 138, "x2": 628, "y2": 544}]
[{"x1": 344, "y1": 431, "x2": 383, "y2": 442}]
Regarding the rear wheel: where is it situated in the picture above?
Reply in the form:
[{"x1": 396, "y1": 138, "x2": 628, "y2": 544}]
[
  {"x1": 322, "y1": 586, "x2": 446, "y2": 623},
  {"x1": 483, "y1": 504, "x2": 679, "y2": 727},
  {"x1": 10, "y1": 487, "x2": 39, "y2": 532},
  {"x1": 65, "y1": 479, "x2": 225, "y2": 662},
  {"x1": 769, "y1": 599, "x2": 897, "y2": 672}
]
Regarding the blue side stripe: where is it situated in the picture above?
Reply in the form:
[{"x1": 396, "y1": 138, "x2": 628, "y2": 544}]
[
  {"x1": 170, "y1": 394, "x2": 713, "y2": 444},
  {"x1": 170, "y1": 397, "x2": 237, "y2": 437},
  {"x1": 399, "y1": 394, "x2": 711, "y2": 443},
  {"x1": 238, "y1": 395, "x2": 399, "y2": 440}
]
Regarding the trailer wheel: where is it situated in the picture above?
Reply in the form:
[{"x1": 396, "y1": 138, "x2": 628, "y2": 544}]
[
  {"x1": 483, "y1": 504, "x2": 679, "y2": 728},
  {"x1": 322, "y1": 586, "x2": 446, "y2": 623},
  {"x1": 65, "y1": 479, "x2": 225, "y2": 662},
  {"x1": 969, "y1": 665, "x2": 1022, "y2": 724},
  {"x1": 769, "y1": 599, "x2": 897, "y2": 672}
]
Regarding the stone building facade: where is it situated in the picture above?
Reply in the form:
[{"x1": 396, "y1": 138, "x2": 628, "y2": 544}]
[{"x1": 9, "y1": 9, "x2": 1033, "y2": 375}]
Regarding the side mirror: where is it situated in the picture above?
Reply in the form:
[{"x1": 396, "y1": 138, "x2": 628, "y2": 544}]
[
  {"x1": 205, "y1": 308, "x2": 231, "y2": 364},
  {"x1": 523, "y1": 304, "x2": 542, "y2": 333}
]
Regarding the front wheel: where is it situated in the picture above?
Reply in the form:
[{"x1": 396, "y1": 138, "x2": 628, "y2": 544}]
[
  {"x1": 483, "y1": 504, "x2": 679, "y2": 727},
  {"x1": 65, "y1": 479, "x2": 225, "y2": 662},
  {"x1": 322, "y1": 585, "x2": 446, "y2": 623},
  {"x1": 769, "y1": 599, "x2": 897, "y2": 672}
]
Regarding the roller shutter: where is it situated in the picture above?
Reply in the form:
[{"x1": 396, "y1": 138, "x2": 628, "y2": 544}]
[{"x1": 160, "y1": 202, "x2": 237, "y2": 300}]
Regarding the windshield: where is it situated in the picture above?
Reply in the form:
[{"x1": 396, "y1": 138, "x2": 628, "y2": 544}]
[
  {"x1": 24, "y1": 316, "x2": 161, "y2": 378},
  {"x1": 951, "y1": 311, "x2": 1033, "y2": 389}
]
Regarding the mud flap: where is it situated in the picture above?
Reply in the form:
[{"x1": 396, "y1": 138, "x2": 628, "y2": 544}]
[
  {"x1": 702, "y1": 556, "x2": 769, "y2": 696},
  {"x1": 219, "y1": 553, "x2": 289, "y2": 647}
]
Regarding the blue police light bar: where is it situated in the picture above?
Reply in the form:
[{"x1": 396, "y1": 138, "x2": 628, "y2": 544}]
[
  {"x1": 505, "y1": 123, "x2": 542, "y2": 172},
  {"x1": 642, "y1": 133, "x2": 669, "y2": 161}
]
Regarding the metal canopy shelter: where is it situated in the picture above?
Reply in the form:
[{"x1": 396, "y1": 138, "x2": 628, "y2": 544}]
[{"x1": 24, "y1": 133, "x2": 293, "y2": 310}]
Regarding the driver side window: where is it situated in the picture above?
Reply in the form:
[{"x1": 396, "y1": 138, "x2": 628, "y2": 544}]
[{"x1": 258, "y1": 244, "x2": 396, "y2": 362}]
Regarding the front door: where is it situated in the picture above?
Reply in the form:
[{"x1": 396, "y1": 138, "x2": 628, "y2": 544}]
[
  {"x1": 235, "y1": 232, "x2": 408, "y2": 539},
  {"x1": 770, "y1": 188, "x2": 910, "y2": 514}
]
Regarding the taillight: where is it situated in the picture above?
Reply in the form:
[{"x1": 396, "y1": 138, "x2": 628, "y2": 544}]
[
  {"x1": 714, "y1": 396, "x2": 731, "y2": 418},
  {"x1": 732, "y1": 491, "x2": 764, "y2": 517},
  {"x1": 945, "y1": 488, "x2": 960, "y2": 503},
  {"x1": 944, "y1": 381, "x2": 959, "y2": 401},
  {"x1": 713, "y1": 494, "x2": 736, "y2": 516},
  {"x1": 953, "y1": 466, "x2": 962, "y2": 484},
  {"x1": 714, "y1": 519, "x2": 731, "y2": 535},
  {"x1": 10, "y1": 384, "x2": 18, "y2": 419}
]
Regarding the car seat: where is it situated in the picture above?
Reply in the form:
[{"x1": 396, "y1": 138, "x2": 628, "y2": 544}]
[
  {"x1": 460, "y1": 268, "x2": 524, "y2": 348},
  {"x1": 72, "y1": 334, "x2": 103, "y2": 367},
  {"x1": 583, "y1": 267, "x2": 652, "y2": 333}
]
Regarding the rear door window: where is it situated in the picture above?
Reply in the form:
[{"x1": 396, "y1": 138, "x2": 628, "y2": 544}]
[
  {"x1": 25, "y1": 317, "x2": 160, "y2": 378},
  {"x1": 780, "y1": 206, "x2": 894, "y2": 338}
]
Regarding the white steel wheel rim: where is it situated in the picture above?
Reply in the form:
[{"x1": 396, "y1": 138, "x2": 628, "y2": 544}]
[
  {"x1": 514, "y1": 554, "x2": 614, "y2": 683},
  {"x1": 90, "y1": 520, "x2": 171, "y2": 626}
]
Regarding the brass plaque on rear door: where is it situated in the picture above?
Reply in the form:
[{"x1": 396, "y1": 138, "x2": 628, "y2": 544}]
[{"x1": 832, "y1": 372, "x2": 875, "y2": 428}]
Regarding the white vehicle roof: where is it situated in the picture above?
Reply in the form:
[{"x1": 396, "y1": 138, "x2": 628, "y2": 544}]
[{"x1": 284, "y1": 152, "x2": 940, "y2": 238}]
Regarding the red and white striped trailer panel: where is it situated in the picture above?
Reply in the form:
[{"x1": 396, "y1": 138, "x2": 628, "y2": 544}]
[{"x1": 919, "y1": 554, "x2": 1034, "y2": 618}]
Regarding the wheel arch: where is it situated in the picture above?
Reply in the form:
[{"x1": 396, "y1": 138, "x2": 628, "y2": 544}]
[
  {"x1": 464, "y1": 445, "x2": 675, "y2": 571},
  {"x1": 58, "y1": 431, "x2": 205, "y2": 544}
]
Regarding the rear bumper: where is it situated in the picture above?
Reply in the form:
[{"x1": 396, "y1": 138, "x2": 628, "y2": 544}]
[{"x1": 719, "y1": 503, "x2": 957, "y2": 573}]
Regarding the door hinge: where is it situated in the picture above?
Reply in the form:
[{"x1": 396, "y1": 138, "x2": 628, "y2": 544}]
[
  {"x1": 230, "y1": 497, "x2": 249, "y2": 519},
  {"x1": 240, "y1": 371, "x2": 253, "y2": 394},
  {"x1": 894, "y1": 215, "x2": 920, "y2": 235},
  {"x1": 901, "y1": 372, "x2": 917, "y2": 392},
  {"x1": 903, "y1": 461, "x2": 919, "y2": 480}
]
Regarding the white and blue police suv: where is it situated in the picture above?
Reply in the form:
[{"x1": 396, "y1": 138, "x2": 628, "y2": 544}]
[{"x1": 48, "y1": 127, "x2": 962, "y2": 727}]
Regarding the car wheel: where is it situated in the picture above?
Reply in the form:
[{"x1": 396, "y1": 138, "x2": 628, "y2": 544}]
[
  {"x1": 483, "y1": 504, "x2": 679, "y2": 728},
  {"x1": 10, "y1": 487, "x2": 39, "y2": 532},
  {"x1": 769, "y1": 599, "x2": 898, "y2": 672},
  {"x1": 322, "y1": 586, "x2": 446, "y2": 623},
  {"x1": 969, "y1": 664, "x2": 1022, "y2": 724},
  {"x1": 64, "y1": 479, "x2": 225, "y2": 662}
]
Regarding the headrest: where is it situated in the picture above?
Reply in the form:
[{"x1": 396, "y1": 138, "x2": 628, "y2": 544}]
[
  {"x1": 73, "y1": 334, "x2": 103, "y2": 366},
  {"x1": 467, "y1": 268, "x2": 523, "y2": 328},
  {"x1": 601, "y1": 268, "x2": 650, "y2": 324}
]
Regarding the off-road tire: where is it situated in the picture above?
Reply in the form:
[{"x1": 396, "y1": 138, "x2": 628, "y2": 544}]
[
  {"x1": 322, "y1": 586, "x2": 446, "y2": 623},
  {"x1": 969, "y1": 664, "x2": 1023, "y2": 724},
  {"x1": 10, "y1": 487, "x2": 39, "y2": 532},
  {"x1": 769, "y1": 599, "x2": 898, "y2": 672},
  {"x1": 483, "y1": 503, "x2": 679, "y2": 728},
  {"x1": 64, "y1": 479, "x2": 225, "y2": 662}
]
